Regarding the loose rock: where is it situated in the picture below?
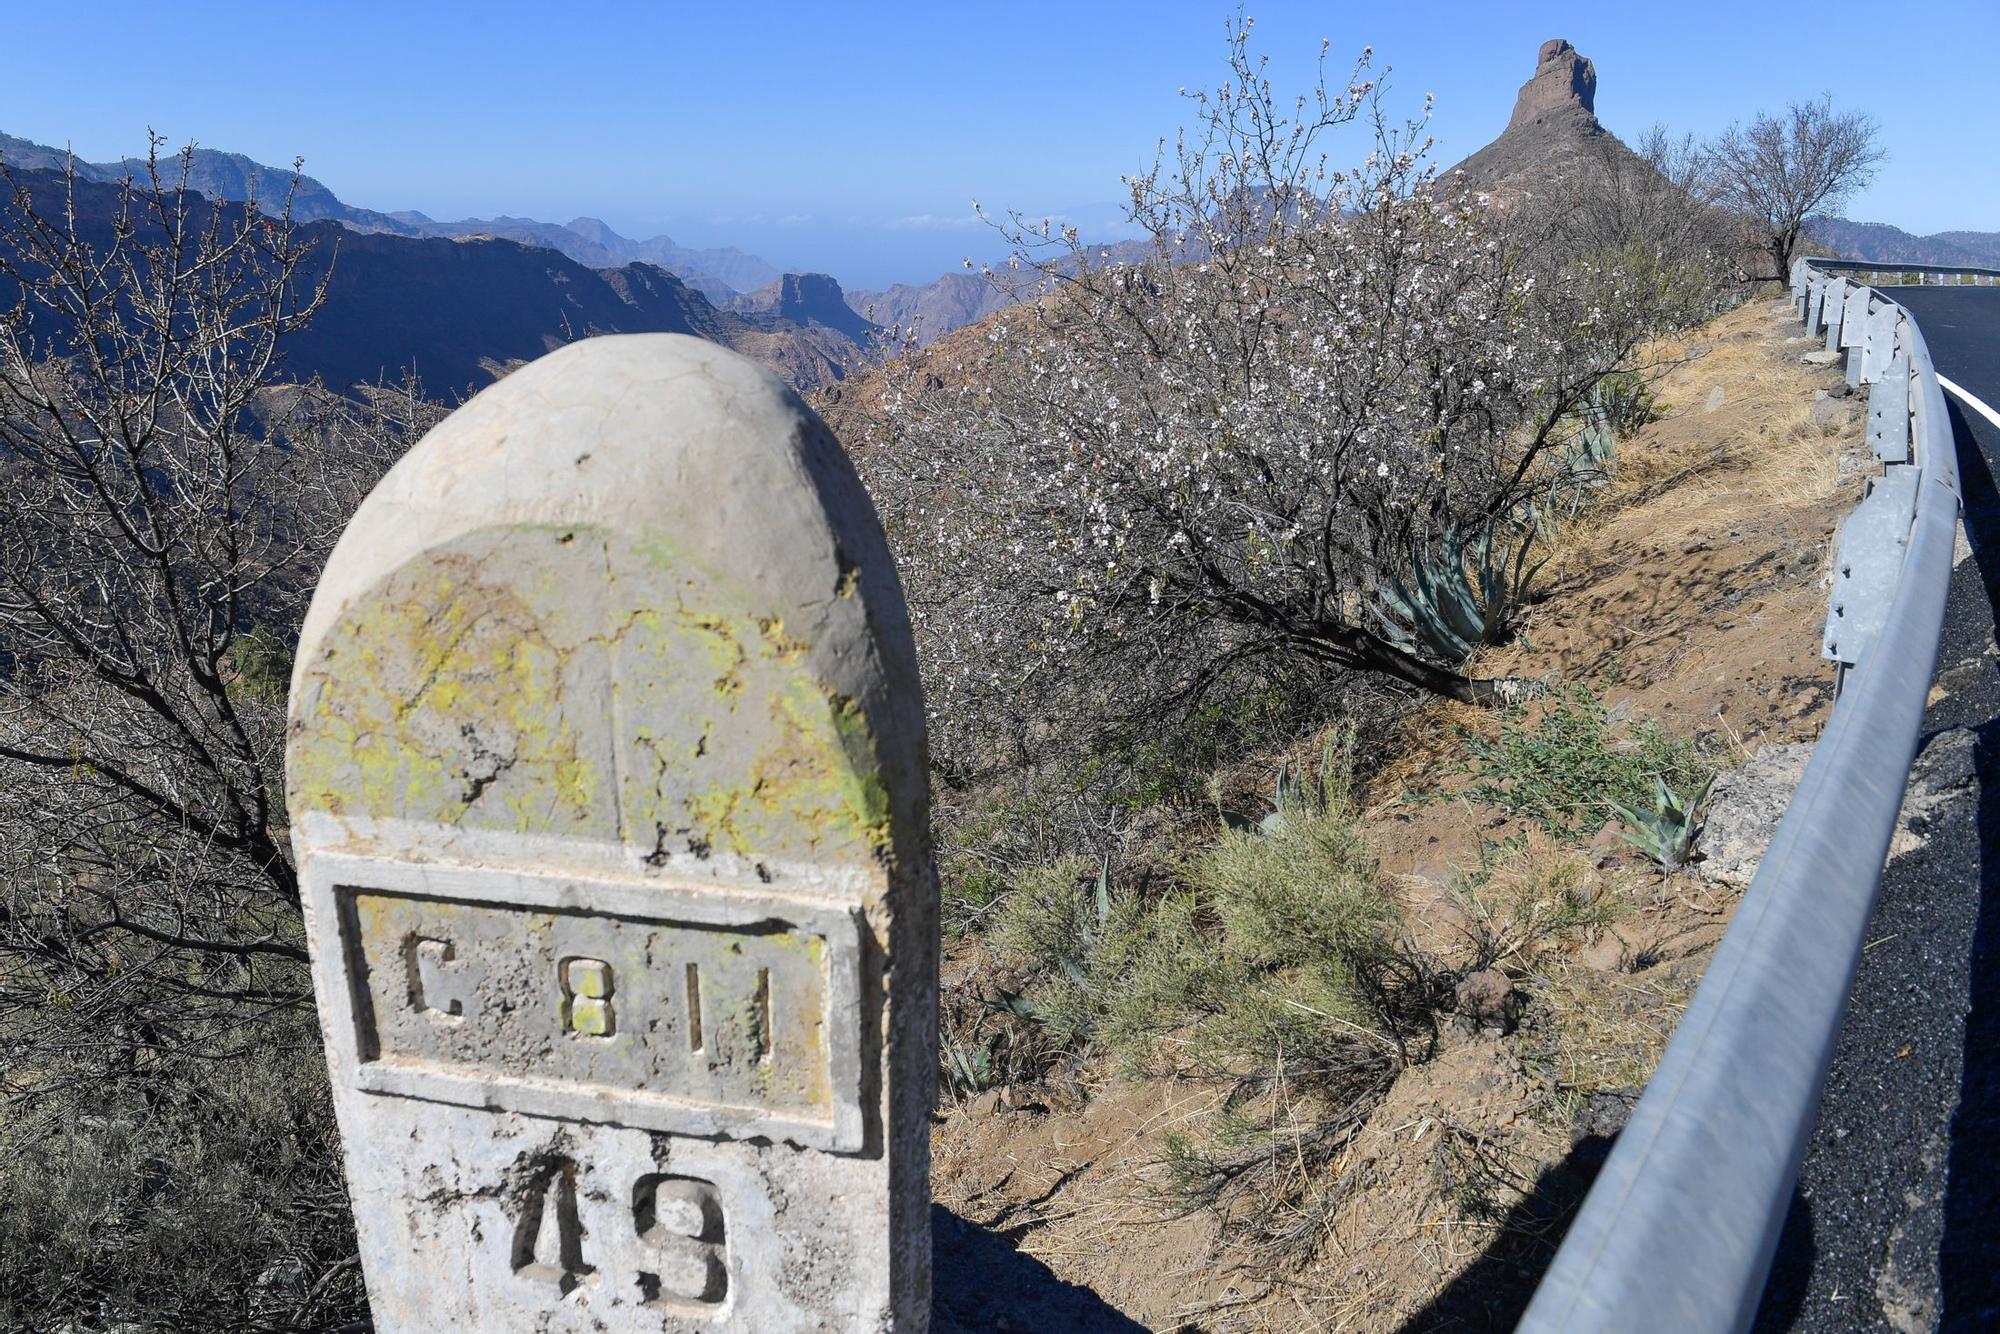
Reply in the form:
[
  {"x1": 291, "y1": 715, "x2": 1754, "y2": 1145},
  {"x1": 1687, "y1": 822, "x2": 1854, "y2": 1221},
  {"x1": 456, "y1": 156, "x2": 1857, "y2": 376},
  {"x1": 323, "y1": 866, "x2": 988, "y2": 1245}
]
[
  {"x1": 1698, "y1": 744, "x2": 1813, "y2": 888},
  {"x1": 1455, "y1": 969, "x2": 1522, "y2": 1034},
  {"x1": 1572, "y1": 1087, "x2": 1642, "y2": 1144},
  {"x1": 1587, "y1": 819, "x2": 1631, "y2": 869}
]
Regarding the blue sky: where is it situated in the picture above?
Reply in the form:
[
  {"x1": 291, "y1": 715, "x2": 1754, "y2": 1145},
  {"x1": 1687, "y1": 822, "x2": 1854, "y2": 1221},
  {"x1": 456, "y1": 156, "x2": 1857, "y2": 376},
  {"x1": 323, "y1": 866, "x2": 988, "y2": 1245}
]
[{"x1": 3, "y1": 1, "x2": 1994, "y2": 290}]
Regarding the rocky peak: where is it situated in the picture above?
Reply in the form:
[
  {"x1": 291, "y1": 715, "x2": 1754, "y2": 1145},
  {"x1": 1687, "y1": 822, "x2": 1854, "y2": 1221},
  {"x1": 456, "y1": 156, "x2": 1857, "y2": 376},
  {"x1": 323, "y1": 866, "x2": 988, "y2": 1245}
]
[
  {"x1": 775, "y1": 273, "x2": 848, "y2": 325},
  {"x1": 1508, "y1": 38, "x2": 1597, "y2": 131},
  {"x1": 730, "y1": 272, "x2": 878, "y2": 342}
]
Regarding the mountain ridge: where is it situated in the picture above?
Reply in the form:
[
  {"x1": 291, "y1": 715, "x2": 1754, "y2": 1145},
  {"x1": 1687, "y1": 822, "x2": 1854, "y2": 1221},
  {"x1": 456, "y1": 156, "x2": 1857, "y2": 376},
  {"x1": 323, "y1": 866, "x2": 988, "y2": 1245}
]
[
  {"x1": 1806, "y1": 217, "x2": 2000, "y2": 269},
  {"x1": 0, "y1": 131, "x2": 778, "y2": 301},
  {"x1": 0, "y1": 163, "x2": 862, "y2": 395}
]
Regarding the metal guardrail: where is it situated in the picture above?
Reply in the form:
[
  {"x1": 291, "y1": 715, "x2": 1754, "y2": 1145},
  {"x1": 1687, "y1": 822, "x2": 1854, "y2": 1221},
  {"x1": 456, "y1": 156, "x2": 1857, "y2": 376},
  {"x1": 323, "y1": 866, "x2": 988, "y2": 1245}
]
[
  {"x1": 1516, "y1": 259, "x2": 1966, "y2": 1332},
  {"x1": 1807, "y1": 257, "x2": 2000, "y2": 284}
]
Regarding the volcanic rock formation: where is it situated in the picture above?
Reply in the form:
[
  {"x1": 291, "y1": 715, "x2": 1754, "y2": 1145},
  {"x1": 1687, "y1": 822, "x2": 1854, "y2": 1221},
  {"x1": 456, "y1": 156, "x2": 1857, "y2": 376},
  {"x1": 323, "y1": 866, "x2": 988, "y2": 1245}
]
[
  {"x1": 1445, "y1": 38, "x2": 1645, "y2": 200},
  {"x1": 1509, "y1": 39, "x2": 1598, "y2": 131}
]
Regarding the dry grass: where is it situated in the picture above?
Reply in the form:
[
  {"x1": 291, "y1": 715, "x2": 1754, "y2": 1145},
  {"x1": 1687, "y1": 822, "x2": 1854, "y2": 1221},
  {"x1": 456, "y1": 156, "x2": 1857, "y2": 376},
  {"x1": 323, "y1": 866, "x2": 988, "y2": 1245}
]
[
  {"x1": 1543, "y1": 320, "x2": 1858, "y2": 580},
  {"x1": 1699, "y1": 404, "x2": 1845, "y2": 513},
  {"x1": 1452, "y1": 833, "x2": 1626, "y2": 974},
  {"x1": 1526, "y1": 957, "x2": 1699, "y2": 1098}
]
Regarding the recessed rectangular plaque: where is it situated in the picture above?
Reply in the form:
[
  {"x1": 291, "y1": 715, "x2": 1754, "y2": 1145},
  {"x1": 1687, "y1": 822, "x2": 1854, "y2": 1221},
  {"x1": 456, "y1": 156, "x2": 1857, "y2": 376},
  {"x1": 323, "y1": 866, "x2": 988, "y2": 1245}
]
[{"x1": 305, "y1": 853, "x2": 867, "y2": 1150}]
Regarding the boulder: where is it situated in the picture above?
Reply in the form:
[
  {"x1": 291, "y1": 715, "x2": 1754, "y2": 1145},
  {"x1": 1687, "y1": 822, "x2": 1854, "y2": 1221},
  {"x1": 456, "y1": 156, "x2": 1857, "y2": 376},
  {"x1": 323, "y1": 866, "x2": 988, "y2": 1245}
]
[
  {"x1": 1577, "y1": 929, "x2": 1627, "y2": 972},
  {"x1": 1891, "y1": 726, "x2": 1977, "y2": 857}
]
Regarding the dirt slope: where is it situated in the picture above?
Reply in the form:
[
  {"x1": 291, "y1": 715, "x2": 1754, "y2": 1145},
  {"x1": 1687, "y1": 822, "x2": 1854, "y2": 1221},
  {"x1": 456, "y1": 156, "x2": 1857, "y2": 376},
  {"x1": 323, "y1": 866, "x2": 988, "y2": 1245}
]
[{"x1": 930, "y1": 295, "x2": 1874, "y2": 1330}]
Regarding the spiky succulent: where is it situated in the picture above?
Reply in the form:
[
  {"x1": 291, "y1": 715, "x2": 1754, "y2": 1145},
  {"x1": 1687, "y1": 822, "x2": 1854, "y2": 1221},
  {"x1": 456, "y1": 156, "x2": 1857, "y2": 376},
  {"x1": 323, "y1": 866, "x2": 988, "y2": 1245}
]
[
  {"x1": 1260, "y1": 760, "x2": 1301, "y2": 835},
  {"x1": 1371, "y1": 515, "x2": 1548, "y2": 666},
  {"x1": 1609, "y1": 773, "x2": 1715, "y2": 870}
]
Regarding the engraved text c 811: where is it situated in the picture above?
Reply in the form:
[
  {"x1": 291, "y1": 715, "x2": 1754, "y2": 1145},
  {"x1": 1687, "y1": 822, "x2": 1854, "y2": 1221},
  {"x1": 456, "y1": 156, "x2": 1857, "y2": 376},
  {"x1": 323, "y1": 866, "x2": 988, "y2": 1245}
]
[{"x1": 308, "y1": 853, "x2": 868, "y2": 1150}]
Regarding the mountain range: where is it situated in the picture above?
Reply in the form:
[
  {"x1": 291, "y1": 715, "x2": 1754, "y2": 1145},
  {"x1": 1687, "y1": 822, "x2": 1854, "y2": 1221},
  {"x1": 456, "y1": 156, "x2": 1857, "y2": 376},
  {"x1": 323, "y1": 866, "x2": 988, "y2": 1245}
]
[
  {"x1": 1804, "y1": 217, "x2": 2000, "y2": 269},
  {"x1": 0, "y1": 129, "x2": 1098, "y2": 353},
  {"x1": 0, "y1": 153, "x2": 866, "y2": 394},
  {"x1": 0, "y1": 133, "x2": 778, "y2": 304},
  {"x1": 7, "y1": 78, "x2": 1990, "y2": 399}
]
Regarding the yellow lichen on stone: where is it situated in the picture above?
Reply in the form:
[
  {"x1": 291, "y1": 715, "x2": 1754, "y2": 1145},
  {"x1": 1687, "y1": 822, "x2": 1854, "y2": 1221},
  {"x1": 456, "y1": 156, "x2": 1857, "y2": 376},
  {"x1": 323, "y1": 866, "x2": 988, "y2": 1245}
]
[{"x1": 289, "y1": 541, "x2": 607, "y2": 838}]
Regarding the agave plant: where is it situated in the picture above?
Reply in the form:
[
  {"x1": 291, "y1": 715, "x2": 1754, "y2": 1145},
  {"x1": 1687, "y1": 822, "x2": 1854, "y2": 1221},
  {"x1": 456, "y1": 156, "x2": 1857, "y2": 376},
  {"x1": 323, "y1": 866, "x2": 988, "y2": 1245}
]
[
  {"x1": 1544, "y1": 380, "x2": 1624, "y2": 511},
  {"x1": 1260, "y1": 760, "x2": 1302, "y2": 835},
  {"x1": 1568, "y1": 404, "x2": 1619, "y2": 472},
  {"x1": 1371, "y1": 514, "x2": 1549, "y2": 666},
  {"x1": 1249, "y1": 737, "x2": 1348, "y2": 837},
  {"x1": 1592, "y1": 370, "x2": 1658, "y2": 438},
  {"x1": 1055, "y1": 856, "x2": 1116, "y2": 986},
  {"x1": 1608, "y1": 773, "x2": 1715, "y2": 871},
  {"x1": 941, "y1": 1034, "x2": 997, "y2": 1095}
]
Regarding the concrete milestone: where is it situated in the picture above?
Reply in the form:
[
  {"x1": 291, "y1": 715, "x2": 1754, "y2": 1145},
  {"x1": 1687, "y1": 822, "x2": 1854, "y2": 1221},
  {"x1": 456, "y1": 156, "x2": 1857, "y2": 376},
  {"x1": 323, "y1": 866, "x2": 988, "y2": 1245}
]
[{"x1": 286, "y1": 334, "x2": 936, "y2": 1330}]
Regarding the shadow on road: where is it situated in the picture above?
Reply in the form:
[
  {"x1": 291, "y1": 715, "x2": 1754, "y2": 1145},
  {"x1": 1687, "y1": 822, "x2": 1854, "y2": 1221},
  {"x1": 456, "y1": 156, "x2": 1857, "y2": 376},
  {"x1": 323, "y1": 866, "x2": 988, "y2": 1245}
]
[
  {"x1": 1745, "y1": 1192, "x2": 1818, "y2": 1333},
  {"x1": 931, "y1": 1203, "x2": 1146, "y2": 1332},
  {"x1": 1938, "y1": 396, "x2": 2000, "y2": 1330}
]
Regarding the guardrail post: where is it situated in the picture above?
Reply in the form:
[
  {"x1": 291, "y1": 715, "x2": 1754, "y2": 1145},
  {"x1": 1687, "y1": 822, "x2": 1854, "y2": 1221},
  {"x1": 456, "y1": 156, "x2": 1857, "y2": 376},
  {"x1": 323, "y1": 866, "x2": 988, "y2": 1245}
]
[
  {"x1": 1842, "y1": 286, "x2": 1870, "y2": 387},
  {"x1": 1862, "y1": 299, "x2": 1898, "y2": 384},
  {"x1": 1868, "y1": 352, "x2": 1912, "y2": 464},
  {"x1": 1824, "y1": 278, "x2": 1848, "y2": 351},
  {"x1": 1823, "y1": 465, "x2": 1919, "y2": 666}
]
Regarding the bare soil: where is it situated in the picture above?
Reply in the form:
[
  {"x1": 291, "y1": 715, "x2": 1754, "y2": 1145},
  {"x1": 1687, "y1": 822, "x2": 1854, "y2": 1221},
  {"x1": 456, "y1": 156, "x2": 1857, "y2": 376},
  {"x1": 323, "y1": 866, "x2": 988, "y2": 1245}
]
[{"x1": 928, "y1": 297, "x2": 1875, "y2": 1330}]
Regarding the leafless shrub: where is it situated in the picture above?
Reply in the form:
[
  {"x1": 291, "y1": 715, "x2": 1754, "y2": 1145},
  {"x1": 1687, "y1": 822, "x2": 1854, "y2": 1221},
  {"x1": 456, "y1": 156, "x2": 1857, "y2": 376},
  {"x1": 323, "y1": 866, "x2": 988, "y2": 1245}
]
[
  {"x1": 0, "y1": 137, "x2": 439, "y2": 1329},
  {"x1": 1703, "y1": 95, "x2": 1886, "y2": 281}
]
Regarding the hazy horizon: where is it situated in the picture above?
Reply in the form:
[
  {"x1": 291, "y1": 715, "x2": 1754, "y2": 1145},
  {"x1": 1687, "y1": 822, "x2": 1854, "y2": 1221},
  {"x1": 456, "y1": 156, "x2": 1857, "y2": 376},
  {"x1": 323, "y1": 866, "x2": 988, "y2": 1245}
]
[{"x1": 3, "y1": 0, "x2": 1995, "y2": 291}]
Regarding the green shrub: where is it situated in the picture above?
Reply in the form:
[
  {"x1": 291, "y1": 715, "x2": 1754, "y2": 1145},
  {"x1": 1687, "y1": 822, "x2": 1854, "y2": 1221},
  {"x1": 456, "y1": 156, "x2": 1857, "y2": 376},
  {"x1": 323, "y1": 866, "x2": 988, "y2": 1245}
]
[
  {"x1": 992, "y1": 856, "x2": 1151, "y2": 1046},
  {"x1": 1100, "y1": 751, "x2": 1445, "y2": 1252},
  {"x1": 979, "y1": 749, "x2": 1459, "y2": 1252},
  {"x1": 1453, "y1": 687, "x2": 1715, "y2": 841}
]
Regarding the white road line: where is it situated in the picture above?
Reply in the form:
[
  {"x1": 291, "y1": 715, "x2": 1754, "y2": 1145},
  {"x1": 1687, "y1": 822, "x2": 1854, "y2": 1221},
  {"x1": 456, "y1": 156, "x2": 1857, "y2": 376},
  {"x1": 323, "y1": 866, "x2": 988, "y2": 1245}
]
[{"x1": 1939, "y1": 373, "x2": 2000, "y2": 433}]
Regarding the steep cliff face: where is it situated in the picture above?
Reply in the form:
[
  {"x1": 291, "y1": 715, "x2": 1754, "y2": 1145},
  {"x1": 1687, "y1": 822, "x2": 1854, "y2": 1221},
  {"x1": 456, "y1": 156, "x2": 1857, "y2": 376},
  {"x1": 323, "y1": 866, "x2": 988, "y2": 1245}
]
[
  {"x1": 1444, "y1": 39, "x2": 1648, "y2": 200},
  {"x1": 1507, "y1": 39, "x2": 1597, "y2": 131},
  {"x1": 731, "y1": 273, "x2": 879, "y2": 342}
]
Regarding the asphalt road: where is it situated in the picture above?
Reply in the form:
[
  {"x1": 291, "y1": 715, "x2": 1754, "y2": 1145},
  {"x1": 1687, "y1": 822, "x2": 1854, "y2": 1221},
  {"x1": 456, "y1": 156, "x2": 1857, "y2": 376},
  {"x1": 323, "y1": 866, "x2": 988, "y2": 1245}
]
[{"x1": 1756, "y1": 284, "x2": 2000, "y2": 1332}]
